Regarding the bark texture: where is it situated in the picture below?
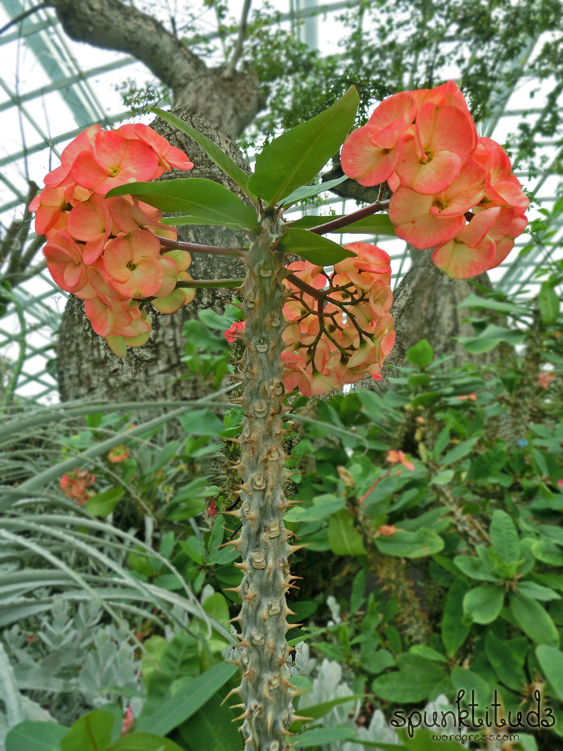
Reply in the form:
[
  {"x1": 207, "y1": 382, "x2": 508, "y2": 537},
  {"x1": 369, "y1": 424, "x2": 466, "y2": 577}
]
[
  {"x1": 228, "y1": 217, "x2": 297, "y2": 750},
  {"x1": 56, "y1": 110, "x2": 250, "y2": 403},
  {"x1": 385, "y1": 247, "x2": 499, "y2": 371},
  {"x1": 48, "y1": 0, "x2": 263, "y2": 138}
]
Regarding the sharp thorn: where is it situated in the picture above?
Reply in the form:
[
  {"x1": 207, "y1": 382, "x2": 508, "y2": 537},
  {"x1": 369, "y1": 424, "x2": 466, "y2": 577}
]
[{"x1": 221, "y1": 686, "x2": 242, "y2": 705}]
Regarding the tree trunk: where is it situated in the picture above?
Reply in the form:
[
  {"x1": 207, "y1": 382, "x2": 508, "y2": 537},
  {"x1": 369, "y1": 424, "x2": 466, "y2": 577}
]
[
  {"x1": 385, "y1": 247, "x2": 500, "y2": 371},
  {"x1": 56, "y1": 110, "x2": 250, "y2": 403}
]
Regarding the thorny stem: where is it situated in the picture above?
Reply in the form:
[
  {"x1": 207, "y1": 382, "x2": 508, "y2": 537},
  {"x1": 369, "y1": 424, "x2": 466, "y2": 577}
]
[
  {"x1": 158, "y1": 236, "x2": 246, "y2": 257},
  {"x1": 307, "y1": 198, "x2": 390, "y2": 235},
  {"x1": 228, "y1": 215, "x2": 301, "y2": 750}
]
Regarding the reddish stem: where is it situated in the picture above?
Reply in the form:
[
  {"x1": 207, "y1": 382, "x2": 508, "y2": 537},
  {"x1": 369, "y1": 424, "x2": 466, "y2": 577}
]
[{"x1": 308, "y1": 199, "x2": 390, "y2": 235}]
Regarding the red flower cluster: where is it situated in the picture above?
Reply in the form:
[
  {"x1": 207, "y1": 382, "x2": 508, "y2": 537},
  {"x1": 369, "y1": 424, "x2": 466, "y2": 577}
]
[
  {"x1": 281, "y1": 243, "x2": 395, "y2": 396},
  {"x1": 108, "y1": 444, "x2": 130, "y2": 463},
  {"x1": 341, "y1": 81, "x2": 528, "y2": 279},
  {"x1": 60, "y1": 468, "x2": 95, "y2": 505},
  {"x1": 223, "y1": 244, "x2": 395, "y2": 396},
  {"x1": 31, "y1": 124, "x2": 196, "y2": 356}
]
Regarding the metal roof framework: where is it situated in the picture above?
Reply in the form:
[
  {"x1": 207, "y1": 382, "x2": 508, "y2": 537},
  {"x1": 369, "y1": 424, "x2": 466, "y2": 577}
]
[{"x1": 0, "y1": 0, "x2": 561, "y2": 402}]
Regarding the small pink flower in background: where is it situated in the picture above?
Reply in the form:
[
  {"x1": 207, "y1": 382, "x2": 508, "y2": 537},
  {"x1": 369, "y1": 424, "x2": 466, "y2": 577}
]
[
  {"x1": 378, "y1": 525, "x2": 398, "y2": 537},
  {"x1": 108, "y1": 445, "x2": 130, "y2": 463},
  {"x1": 225, "y1": 320, "x2": 245, "y2": 343},
  {"x1": 371, "y1": 373, "x2": 383, "y2": 382},
  {"x1": 60, "y1": 469, "x2": 95, "y2": 505},
  {"x1": 557, "y1": 479, "x2": 563, "y2": 490},
  {"x1": 121, "y1": 707, "x2": 135, "y2": 736},
  {"x1": 538, "y1": 371, "x2": 556, "y2": 389},
  {"x1": 457, "y1": 392, "x2": 477, "y2": 401},
  {"x1": 208, "y1": 501, "x2": 218, "y2": 517},
  {"x1": 387, "y1": 450, "x2": 415, "y2": 471}
]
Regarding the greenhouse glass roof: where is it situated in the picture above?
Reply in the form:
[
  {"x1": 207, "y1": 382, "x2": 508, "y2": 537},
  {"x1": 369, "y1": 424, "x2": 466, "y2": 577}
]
[{"x1": 0, "y1": 0, "x2": 562, "y2": 401}]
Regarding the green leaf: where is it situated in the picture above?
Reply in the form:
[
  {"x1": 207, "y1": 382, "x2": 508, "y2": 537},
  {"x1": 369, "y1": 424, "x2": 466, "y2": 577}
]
[
  {"x1": 291, "y1": 213, "x2": 396, "y2": 236},
  {"x1": 108, "y1": 733, "x2": 185, "y2": 751},
  {"x1": 485, "y1": 631, "x2": 527, "y2": 691},
  {"x1": 328, "y1": 509, "x2": 366, "y2": 555},
  {"x1": 85, "y1": 487, "x2": 125, "y2": 518},
  {"x1": 136, "y1": 662, "x2": 238, "y2": 737},
  {"x1": 248, "y1": 87, "x2": 359, "y2": 206},
  {"x1": 293, "y1": 726, "x2": 356, "y2": 747},
  {"x1": 6, "y1": 722, "x2": 67, "y2": 751},
  {"x1": 372, "y1": 656, "x2": 445, "y2": 703},
  {"x1": 350, "y1": 569, "x2": 367, "y2": 614},
  {"x1": 141, "y1": 636, "x2": 169, "y2": 689},
  {"x1": 518, "y1": 581, "x2": 560, "y2": 601},
  {"x1": 202, "y1": 592, "x2": 229, "y2": 626},
  {"x1": 532, "y1": 540, "x2": 563, "y2": 566},
  {"x1": 61, "y1": 710, "x2": 115, "y2": 751},
  {"x1": 410, "y1": 645, "x2": 448, "y2": 662},
  {"x1": 375, "y1": 529, "x2": 444, "y2": 558},
  {"x1": 405, "y1": 340, "x2": 434, "y2": 369},
  {"x1": 441, "y1": 437, "x2": 480, "y2": 466},
  {"x1": 536, "y1": 645, "x2": 563, "y2": 701},
  {"x1": 290, "y1": 694, "x2": 366, "y2": 732},
  {"x1": 458, "y1": 324, "x2": 526, "y2": 354},
  {"x1": 151, "y1": 108, "x2": 254, "y2": 199},
  {"x1": 510, "y1": 594, "x2": 560, "y2": 647},
  {"x1": 179, "y1": 409, "x2": 224, "y2": 437},
  {"x1": 429, "y1": 470, "x2": 454, "y2": 486},
  {"x1": 450, "y1": 667, "x2": 490, "y2": 707},
  {"x1": 453, "y1": 556, "x2": 500, "y2": 582},
  {"x1": 463, "y1": 585, "x2": 504, "y2": 624},
  {"x1": 539, "y1": 282, "x2": 560, "y2": 326},
  {"x1": 490, "y1": 510, "x2": 520, "y2": 564},
  {"x1": 107, "y1": 179, "x2": 260, "y2": 233},
  {"x1": 279, "y1": 175, "x2": 348, "y2": 205},
  {"x1": 278, "y1": 227, "x2": 355, "y2": 266},
  {"x1": 178, "y1": 691, "x2": 242, "y2": 751},
  {"x1": 459, "y1": 293, "x2": 530, "y2": 317},
  {"x1": 442, "y1": 577, "x2": 471, "y2": 657}
]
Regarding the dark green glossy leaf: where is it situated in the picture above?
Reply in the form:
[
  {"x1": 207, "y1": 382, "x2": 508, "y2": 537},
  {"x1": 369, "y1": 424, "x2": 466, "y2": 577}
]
[
  {"x1": 107, "y1": 179, "x2": 260, "y2": 233},
  {"x1": 248, "y1": 87, "x2": 359, "y2": 206},
  {"x1": 151, "y1": 108, "x2": 254, "y2": 199},
  {"x1": 278, "y1": 227, "x2": 355, "y2": 265}
]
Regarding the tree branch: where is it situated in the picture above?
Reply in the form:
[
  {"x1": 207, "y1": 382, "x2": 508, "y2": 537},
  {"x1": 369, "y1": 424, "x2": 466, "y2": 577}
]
[
  {"x1": 46, "y1": 0, "x2": 205, "y2": 94},
  {"x1": 224, "y1": 0, "x2": 252, "y2": 78},
  {"x1": 46, "y1": 0, "x2": 264, "y2": 137},
  {"x1": 0, "y1": 3, "x2": 48, "y2": 36}
]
